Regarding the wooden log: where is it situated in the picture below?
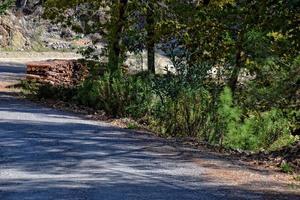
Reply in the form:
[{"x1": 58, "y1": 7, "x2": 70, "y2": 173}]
[{"x1": 26, "y1": 59, "x2": 89, "y2": 87}]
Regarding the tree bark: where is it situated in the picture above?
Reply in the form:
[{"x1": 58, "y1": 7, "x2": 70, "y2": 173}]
[
  {"x1": 108, "y1": 0, "x2": 128, "y2": 73},
  {"x1": 229, "y1": 34, "x2": 243, "y2": 95},
  {"x1": 16, "y1": 0, "x2": 28, "y2": 10},
  {"x1": 203, "y1": 0, "x2": 210, "y2": 5},
  {"x1": 146, "y1": 1, "x2": 155, "y2": 74},
  {"x1": 229, "y1": 50, "x2": 241, "y2": 94}
]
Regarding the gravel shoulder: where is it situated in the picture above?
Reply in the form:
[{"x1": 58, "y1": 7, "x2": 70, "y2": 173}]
[{"x1": 0, "y1": 52, "x2": 299, "y2": 200}]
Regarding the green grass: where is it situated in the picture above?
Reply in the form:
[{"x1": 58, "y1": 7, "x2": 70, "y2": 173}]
[
  {"x1": 127, "y1": 122, "x2": 139, "y2": 130},
  {"x1": 280, "y1": 162, "x2": 294, "y2": 174}
]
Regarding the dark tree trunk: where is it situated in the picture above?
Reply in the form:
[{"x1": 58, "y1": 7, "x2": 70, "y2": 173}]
[
  {"x1": 203, "y1": 0, "x2": 210, "y2": 5},
  {"x1": 108, "y1": 0, "x2": 128, "y2": 73},
  {"x1": 229, "y1": 51, "x2": 241, "y2": 94},
  {"x1": 15, "y1": 0, "x2": 27, "y2": 16},
  {"x1": 16, "y1": 0, "x2": 28, "y2": 10},
  {"x1": 229, "y1": 37, "x2": 243, "y2": 95},
  {"x1": 146, "y1": 1, "x2": 155, "y2": 74}
]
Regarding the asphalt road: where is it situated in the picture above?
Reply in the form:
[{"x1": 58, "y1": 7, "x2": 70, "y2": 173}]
[
  {"x1": 0, "y1": 62, "x2": 26, "y2": 84},
  {"x1": 0, "y1": 62, "x2": 298, "y2": 200}
]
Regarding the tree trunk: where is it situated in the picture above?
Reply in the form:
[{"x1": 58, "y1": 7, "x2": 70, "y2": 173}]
[
  {"x1": 108, "y1": 0, "x2": 128, "y2": 73},
  {"x1": 16, "y1": 0, "x2": 28, "y2": 10},
  {"x1": 203, "y1": 0, "x2": 210, "y2": 5},
  {"x1": 15, "y1": 0, "x2": 27, "y2": 16},
  {"x1": 229, "y1": 37, "x2": 243, "y2": 95},
  {"x1": 146, "y1": 1, "x2": 155, "y2": 74}
]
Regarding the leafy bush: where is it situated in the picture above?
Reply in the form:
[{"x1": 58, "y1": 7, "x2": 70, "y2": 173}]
[
  {"x1": 76, "y1": 72, "x2": 152, "y2": 117},
  {"x1": 36, "y1": 84, "x2": 78, "y2": 102},
  {"x1": 218, "y1": 87, "x2": 297, "y2": 151},
  {"x1": 21, "y1": 80, "x2": 77, "y2": 102},
  {"x1": 241, "y1": 57, "x2": 300, "y2": 111},
  {"x1": 280, "y1": 162, "x2": 294, "y2": 174},
  {"x1": 236, "y1": 109, "x2": 293, "y2": 150},
  {"x1": 20, "y1": 80, "x2": 39, "y2": 96},
  {"x1": 217, "y1": 87, "x2": 242, "y2": 146},
  {"x1": 151, "y1": 87, "x2": 212, "y2": 138},
  {"x1": 0, "y1": 0, "x2": 12, "y2": 15},
  {"x1": 147, "y1": 57, "x2": 215, "y2": 138}
]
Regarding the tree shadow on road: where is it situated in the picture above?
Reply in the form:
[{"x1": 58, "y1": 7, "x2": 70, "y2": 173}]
[{"x1": 0, "y1": 95, "x2": 299, "y2": 200}]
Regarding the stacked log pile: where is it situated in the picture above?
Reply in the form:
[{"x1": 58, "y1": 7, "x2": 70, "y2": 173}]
[{"x1": 26, "y1": 60, "x2": 89, "y2": 86}]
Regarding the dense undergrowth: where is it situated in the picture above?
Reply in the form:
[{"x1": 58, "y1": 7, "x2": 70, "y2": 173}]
[{"x1": 23, "y1": 56, "x2": 300, "y2": 153}]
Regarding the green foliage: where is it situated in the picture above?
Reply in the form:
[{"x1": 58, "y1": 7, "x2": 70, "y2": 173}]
[
  {"x1": 280, "y1": 162, "x2": 294, "y2": 174},
  {"x1": 0, "y1": 0, "x2": 13, "y2": 15},
  {"x1": 268, "y1": 134, "x2": 299, "y2": 152},
  {"x1": 76, "y1": 72, "x2": 152, "y2": 117},
  {"x1": 152, "y1": 87, "x2": 212, "y2": 138},
  {"x1": 126, "y1": 122, "x2": 139, "y2": 130},
  {"x1": 36, "y1": 84, "x2": 77, "y2": 102},
  {"x1": 20, "y1": 80, "x2": 77, "y2": 102},
  {"x1": 20, "y1": 80, "x2": 39, "y2": 96},
  {"x1": 24, "y1": 69, "x2": 298, "y2": 152},
  {"x1": 242, "y1": 56, "x2": 300, "y2": 111},
  {"x1": 218, "y1": 87, "x2": 297, "y2": 151},
  {"x1": 25, "y1": 0, "x2": 299, "y2": 153},
  {"x1": 233, "y1": 109, "x2": 293, "y2": 151},
  {"x1": 217, "y1": 87, "x2": 242, "y2": 146}
]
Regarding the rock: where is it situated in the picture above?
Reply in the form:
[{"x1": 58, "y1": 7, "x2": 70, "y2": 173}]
[
  {"x1": 0, "y1": 7, "x2": 93, "y2": 51},
  {"x1": 0, "y1": 13, "x2": 28, "y2": 49},
  {"x1": 89, "y1": 33, "x2": 103, "y2": 44},
  {"x1": 10, "y1": 30, "x2": 27, "y2": 49},
  {"x1": 46, "y1": 42, "x2": 72, "y2": 50},
  {"x1": 60, "y1": 27, "x2": 74, "y2": 39},
  {"x1": 0, "y1": 26, "x2": 9, "y2": 46}
]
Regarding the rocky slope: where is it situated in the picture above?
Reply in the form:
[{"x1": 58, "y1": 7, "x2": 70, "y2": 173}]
[
  {"x1": 0, "y1": 12, "x2": 29, "y2": 50},
  {"x1": 0, "y1": 2, "x2": 90, "y2": 51}
]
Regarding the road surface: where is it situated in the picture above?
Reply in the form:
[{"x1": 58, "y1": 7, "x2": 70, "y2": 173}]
[{"x1": 0, "y1": 60, "x2": 299, "y2": 200}]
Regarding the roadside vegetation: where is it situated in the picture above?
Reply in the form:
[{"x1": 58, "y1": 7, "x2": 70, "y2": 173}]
[
  {"x1": 21, "y1": 1, "x2": 299, "y2": 163},
  {"x1": 0, "y1": 0, "x2": 13, "y2": 15}
]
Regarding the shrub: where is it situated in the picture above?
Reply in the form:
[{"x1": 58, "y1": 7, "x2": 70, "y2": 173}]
[
  {"x1": 21, "y1": 80, "x2": 77, "y2": 102},
  {"x1": 149, "y1": 60, "x2": 215, "y2": 138},
  {"x1": 76, "y1": 72, "x2": 152, "y2": 117},
  {"x1": 219, "y1": 87, "x2": 296, "y2": 151},
  {"x1": 280, "y1": 162, "x2": 294, "y2": 174},
  {"x1": 236, "y1": 109, "x2": 293, "y2": 150},
  {"x1": 20, "y1": 80, "x2": 39, "y2": 96},
  {"x1": 75, "y1": 78, "x2": 99, "y2": 107},
  {"x1": 217, "y1": 87, "x2": 242, "y2": 146},
  {"x1": 151, "y1": 87, "x2": 213, "y2": 138},
  {"x1": 36, "y1": 84, "x2": 78, "y2": 102},
  {"x1": 240, "y1": 57, "x2": 300, "y2": 111}
]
